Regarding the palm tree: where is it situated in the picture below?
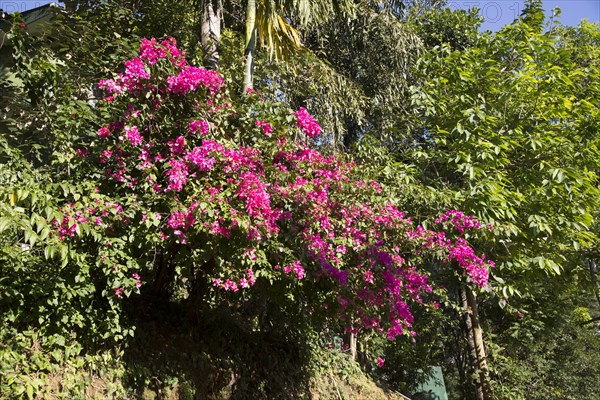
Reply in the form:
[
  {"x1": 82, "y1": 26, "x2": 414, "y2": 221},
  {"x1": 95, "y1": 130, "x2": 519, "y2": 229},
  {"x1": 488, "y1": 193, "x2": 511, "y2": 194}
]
[
  {"x1": 242, "y1": 0, "x2": 352, "y2": 92},
  {"x1": 200, "y1": 0, "x2": 222, "y2": 69}
]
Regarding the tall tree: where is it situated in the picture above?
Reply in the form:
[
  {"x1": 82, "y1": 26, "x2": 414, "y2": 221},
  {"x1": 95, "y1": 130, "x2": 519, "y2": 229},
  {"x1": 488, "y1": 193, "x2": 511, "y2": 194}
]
[
  {"x1": 405, "y1": 1, "x2": 600, "y2": 397},
  {"x1": 242, "y1": 0, "x2": 352, "y2": 91}
]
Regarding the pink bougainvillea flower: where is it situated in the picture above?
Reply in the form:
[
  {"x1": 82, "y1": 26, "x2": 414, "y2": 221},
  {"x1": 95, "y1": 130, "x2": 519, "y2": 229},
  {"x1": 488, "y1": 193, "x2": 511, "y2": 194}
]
[
  {"x1": 166, "y1": 66, "x2": 224, "y2": 95},
  {"x1": 89, "y1": 37, "x2": 497, "y2": 342},
  {"x1": 255, "y1": 120, "x2": 273, "y2": 136},
  {"x1": 294, "y1": 107, "x2": 321, "y2": 137},
  {"x1": 189, "y1": 119, "x2": 209, "y2": 135},
  {"x1": 139, "y1": 37, "x2": 166, "y2": 65},
  {"x1": 98, "y1": 78, "x2": 125, "y2": 95},
  {"x1": 124, "y1": 57, "x2": 150, "y2": 80},
  {"x1": 283, "y1": 260, "x2": 305, "y2": 280},
  {"x1": 125, "y1": 125, "x2": 143, "y2": 146},
  {"x1": 98, "y1": 127, "x2": 111, "y2": 138}
]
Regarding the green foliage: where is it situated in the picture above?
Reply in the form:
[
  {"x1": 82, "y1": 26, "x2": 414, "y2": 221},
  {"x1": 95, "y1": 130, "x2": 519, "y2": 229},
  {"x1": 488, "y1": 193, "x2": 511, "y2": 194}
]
[
  {"x1": 0, "y1": 328, "x2": 127, "y2": 399},
  {"x1": 302, "y1": 4, "x2": 423, "y2": 148},
  {"x1": 0, "y1": 5, "x2": 142, "y2": 397},
  {"x1": 408, "y1": 3, "x2": 600, "y2": 282},
  {"x1": 408, "y1": 6, "x2": 481, "y2": 50},
  {"x1": 487, "y1": 309, "x2": 600, "y2": 400},
  {"x1": 3, "y1": 2, "x2": 140, "y2": 163}
]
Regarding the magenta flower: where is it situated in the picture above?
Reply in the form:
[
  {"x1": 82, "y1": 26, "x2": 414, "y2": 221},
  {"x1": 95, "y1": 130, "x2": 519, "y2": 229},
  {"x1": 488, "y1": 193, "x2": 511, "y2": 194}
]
[
  {"x1": 125, "y1": 126, "x2": 143, "y2": 146},
  {"x1": 132, "y1": 273, "x2": 142, "y2": 288},
  {"x1": 166, "y1": 66, "x2": 224, "y2": 95},
  {"x1": 74, "y1": 148, "x2": 89, "y2": 157},
  {"x1": 189, "y1": 119, "x2": 209, "y2": 135},
  {"x1": 53, "y1": 216, "x2": 77, "y2": 240},
  {"x1": 283, "y1": 261, "x2": 305, "y2": 280},
  {"x1": 98, "y1": 78, "x2": 124, "y2": 95},
  {"x1": 139, "y1": 37, "x2": 166, "y2": 65},
  {"x1": 124, "y1": 57, "x2": 150, "y2": 80},
  {"x1": 97, "y1": 127, "x2": 111, "y2": 138},
  {"x1": 294, "y1": 107, "x2": 321, "y2": 137},
  {"x1": 185, "y1": 146, "x2": 216, "y2": 172},
  {"x1": 166, "y1": 160, "x2": 189, "y2": 191},
  {"x1": 255, "y1": 120, "x2": 274, "y2": 136},
  {"x1": 168, "y1": 136, "x2": 186, "y2": 154}
]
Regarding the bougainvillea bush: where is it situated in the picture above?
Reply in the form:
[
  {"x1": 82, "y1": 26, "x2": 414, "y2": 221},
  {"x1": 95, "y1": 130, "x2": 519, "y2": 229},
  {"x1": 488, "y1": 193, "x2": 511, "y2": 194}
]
[
  {"x1": 58, "y1": 37, "x2": 492, "y2": 340},
  {"x1": 1, "y1": 36, "x2": 495, "y2": 376}
]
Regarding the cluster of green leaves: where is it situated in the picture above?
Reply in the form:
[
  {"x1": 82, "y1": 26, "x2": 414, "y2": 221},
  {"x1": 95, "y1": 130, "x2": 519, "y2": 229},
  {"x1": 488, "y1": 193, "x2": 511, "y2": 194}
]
[
  {"x1": 0, "y1": 4, "x2": 145, "y2": 398},
  {"x1": 408, "y1": 2, "x2": 600, "y2": 288}
]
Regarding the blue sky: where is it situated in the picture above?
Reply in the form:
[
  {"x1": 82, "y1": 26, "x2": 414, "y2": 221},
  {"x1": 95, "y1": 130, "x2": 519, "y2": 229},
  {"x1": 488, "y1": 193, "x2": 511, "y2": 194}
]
[
  {"x1": 2, "y1": 0, "x2": 599, "y2": 31},
  {"x1": 1, "y1": 1, "x2": 56, "y2": 13},
  {"x1": 449, "y1": 1, "x2": 600, "y2": 31}
]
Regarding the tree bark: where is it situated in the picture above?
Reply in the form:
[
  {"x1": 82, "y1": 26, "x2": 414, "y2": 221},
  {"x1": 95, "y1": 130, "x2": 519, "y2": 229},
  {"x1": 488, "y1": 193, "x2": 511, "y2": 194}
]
[
  {"x1": 461, "y1": 287, "x2": 483, "y2": 400},
  {"x1": 465, "y1": 286, "x2": 492, "y2": 399},
  {"x1": 187, "y1": 256, "x2": 217, "y2": 327},
  {"x1": 349, "y1": 332, "x2": 357, "y2": 361},
  {"x1": 243, "y1": 0, "x2": 257, "y2": 93},
  {"x1": 149, "y1": 246, "x2": 178, "y2": 298},
  {"x1": 588, "y1": 260, "x2": 600, "y2": 309},
  {"x1": 200, "y1": 0, "x2": 222, "y2": 69}
]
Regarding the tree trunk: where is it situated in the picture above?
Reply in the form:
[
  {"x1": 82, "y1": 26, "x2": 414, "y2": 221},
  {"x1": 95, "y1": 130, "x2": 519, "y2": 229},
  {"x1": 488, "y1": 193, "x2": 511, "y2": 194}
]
[
  {"x1": 187, "y1": 256, "x2": 217, "y2": 327},
  {"x1": 461, "y1": 287, "x2": 483, "y2": 400},
  {"x1": 349, "y1": 332, "x2": 357, "y2": 361},
  {"x1": 465, "y1": 286, "x2": 492, "y2": 399},
  {"x1": 200, "y1": 0, "x2": 222, "y2": 69},
  {"x1": 149, "y1": 246, "x2": 178, "y2": 298},
  {"x1": 243, "y1": 0, "x2": 257, "y2": 93},
  {"x1": 588, "y1": 260, "x2": 600, "y2": 309}
]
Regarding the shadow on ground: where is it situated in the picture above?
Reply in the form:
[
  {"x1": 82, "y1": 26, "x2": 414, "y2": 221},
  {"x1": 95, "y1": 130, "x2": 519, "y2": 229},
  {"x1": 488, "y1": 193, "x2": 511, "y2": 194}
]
[{"x1": 121, "y1": 294, "x2": 314, "y2": 400}]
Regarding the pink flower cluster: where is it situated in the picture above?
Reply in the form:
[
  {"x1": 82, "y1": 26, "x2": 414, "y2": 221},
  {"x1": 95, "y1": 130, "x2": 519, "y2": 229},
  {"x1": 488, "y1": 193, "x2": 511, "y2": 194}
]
[
  {"x1": 166, "y1": 66, "x2": 224, "y2": 95},
  {"x1": 98, "y1": 127, "x2": 111, "y2": 138},
  {"x1": 283, "y1": 260, "x2": 305, "y2": 280},
  {"x1": 433, "y1": 210, "x2": 494, "y2": 287},
  {"x1": 139, "y1": 36, "x2": 185, "y2": 67},
  {"x1": 255, "y1": 120, "x2": 273, "y2": 136},
  {"x1": 435, "y1": 210, "x2": 482, "y2": 234},
  {"x1": 237, "y1": 171, "x2": 278, "y2": 235},
  {"x1": 294, "y1": 107, "x2": 321, "y2": 138},
  {"x1": 98, "y1": 78, "x2": 125, "y2": 95},
  {"x1": 139, "y1": 38, "x2": 166, "y2": 65},
  {"x1": 166, "y1": 160, "x2": 189, "y2": 191},
  {"x1": 132, "y1": 273, "x2": 143, "y2": 288},
  {"x1": 213, "y1": 269, "x2": 256, "y2": 292},
  {"x1": 185, "y1": 146, "x2": 216, "y2": 171},
  {"x1": 53, "y1": 216, "x2": 77, "y2": 240},
  {"x1": 125, "y1": 126, "x2": 143, "y2": 146},
  {"x1": 167, "y1": 204, "x2": 197, "y2": 243},
  {"x1": 189, "y1": 119, "x2": 209, "y2": 135},
  {"x1": 124, "y1": 58, "x2": 150, "y2": 80},
  {"x1": 98, "y1": 36, "x2": 222, "y2": 100},
  {"x1": 448, "y1": 238, "x2": 492, "y2": 287}
]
